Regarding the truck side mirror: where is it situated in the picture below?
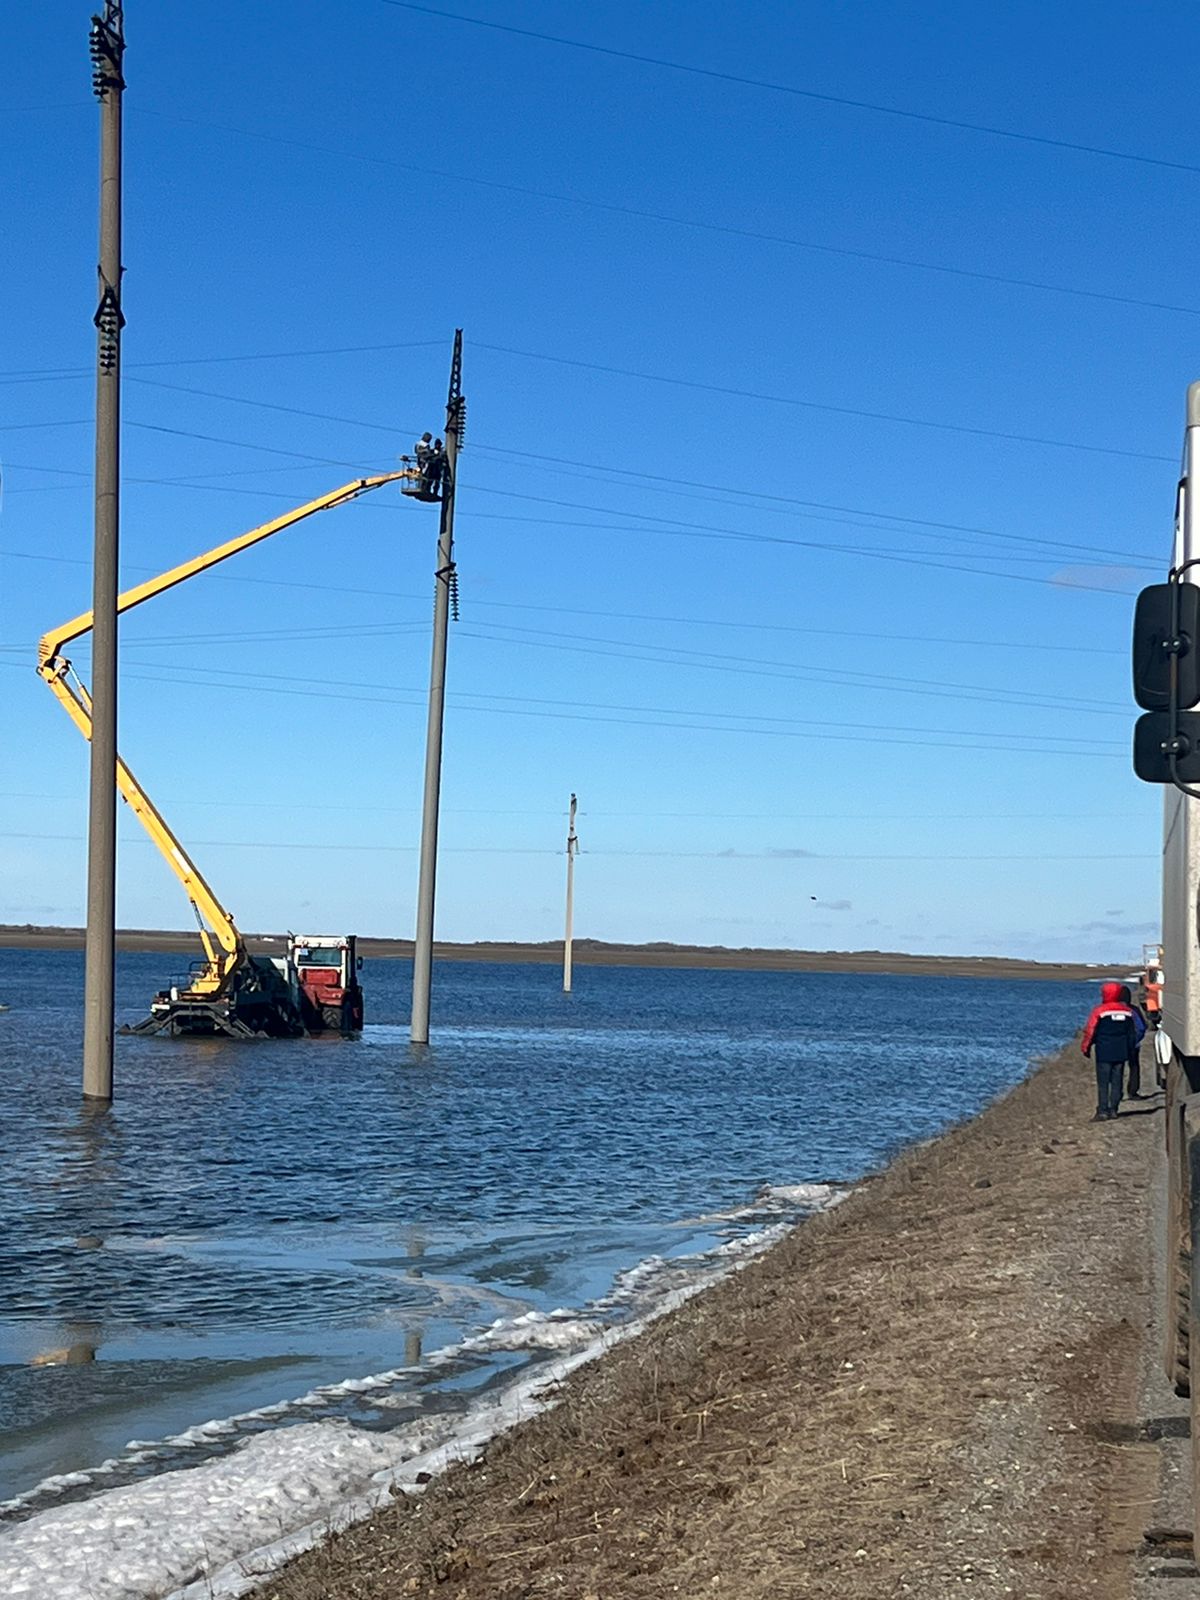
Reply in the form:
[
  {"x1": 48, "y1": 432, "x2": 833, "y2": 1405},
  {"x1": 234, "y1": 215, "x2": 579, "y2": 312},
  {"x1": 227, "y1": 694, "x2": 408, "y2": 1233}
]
[
  {"x1": 1133, "y1": 583, "x2": 1200, "y2": 711},
  {"x1": 1134, "y1": 709, "x2": 1200, "y2": 783}
]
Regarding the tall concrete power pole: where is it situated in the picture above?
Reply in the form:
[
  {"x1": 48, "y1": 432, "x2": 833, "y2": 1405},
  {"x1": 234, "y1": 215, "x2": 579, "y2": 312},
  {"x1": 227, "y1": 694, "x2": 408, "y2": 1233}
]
[
  {"x1": 563, "y1": 794, "x2": 579, "y2": 993},
  {"x1": 410, "y1": 332, "x2": 464, "y2": 1045},
  {"x1": 82, "y1": 2, "x2": 126, "y2": 1103}
]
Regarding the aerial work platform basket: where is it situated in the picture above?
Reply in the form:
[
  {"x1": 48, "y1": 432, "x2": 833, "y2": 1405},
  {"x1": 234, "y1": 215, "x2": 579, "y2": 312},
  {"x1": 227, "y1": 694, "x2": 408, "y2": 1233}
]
[{"x1": 398, "y1": 458, "x2": 444, "y2": 503}]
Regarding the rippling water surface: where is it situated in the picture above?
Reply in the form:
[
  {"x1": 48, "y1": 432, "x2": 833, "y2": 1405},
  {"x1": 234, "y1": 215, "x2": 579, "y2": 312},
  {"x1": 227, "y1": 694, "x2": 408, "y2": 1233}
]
[{"x1": 0, "y1": 948, "x2": 1089, "y2": 1510}]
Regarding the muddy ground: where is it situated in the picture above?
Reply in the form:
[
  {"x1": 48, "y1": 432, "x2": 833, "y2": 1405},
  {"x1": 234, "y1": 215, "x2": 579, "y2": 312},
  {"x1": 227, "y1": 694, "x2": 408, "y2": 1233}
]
[{"x1": 263, "y1": 1044, "x2": 1180, "y2": 1600}]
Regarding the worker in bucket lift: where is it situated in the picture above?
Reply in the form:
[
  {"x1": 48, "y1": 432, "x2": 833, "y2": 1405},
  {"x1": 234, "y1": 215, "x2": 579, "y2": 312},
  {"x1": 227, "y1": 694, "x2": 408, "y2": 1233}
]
[
  {"x1": 423, "y1": 437, "x2": 446, "y2": 497},
  {"x1": 414, "y1": 432, "x2": 433, "y2": 473}
]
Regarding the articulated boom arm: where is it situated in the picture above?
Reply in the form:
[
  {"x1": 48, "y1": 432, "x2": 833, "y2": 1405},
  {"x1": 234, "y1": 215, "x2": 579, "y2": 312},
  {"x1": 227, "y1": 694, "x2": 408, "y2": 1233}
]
[
  {"x1": 41, "y1": 665, "x2": 243, "y2": 990},
  {"x1": 38, "y1": 474, "x2": 406, "y2": 995}
]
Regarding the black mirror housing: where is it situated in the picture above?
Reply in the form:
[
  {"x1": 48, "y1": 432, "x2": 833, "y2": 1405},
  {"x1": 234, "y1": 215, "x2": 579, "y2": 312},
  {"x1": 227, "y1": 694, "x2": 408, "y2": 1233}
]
[
  {"x1": 1134, "y1": 709, "x2": 1200, "y2": 783},
  {"x1": 1133, "y1": 582, "x2": 1200, "y2": 710}
]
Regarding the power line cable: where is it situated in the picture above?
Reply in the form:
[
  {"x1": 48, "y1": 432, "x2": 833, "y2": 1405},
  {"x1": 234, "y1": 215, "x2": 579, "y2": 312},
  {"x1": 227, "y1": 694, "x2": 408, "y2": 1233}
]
[
  {"x1": 380, "y1": 1, "x2": 1200, "y2": 179},
  {"x1": 0, "y1": 554, "x2": 1127, "y2": 658},
  {"x1": 84, "y1": 374, "x2": 1164, "y2": 562},
  {"x1": 4, "y1": 449, "x2": 1149, "y2": 577},
  {"x1": 463, "y1": 620, "x2": 1125, "y2": 710},
  {"x1": 0, "y1": 789, "x2": 1141, "y2": 822},
  {"x1": 5, "y1": 460, "x2": 1146, "y2": 590},
  {"x1": 461, "y1": 488, "x2": 1150, "y2": 593},
  {"x1": 48, "y1": 655, "x2": 1124, "y2": 745},
  {"x1": 450, "y1": 625, "x2": 1126, "y2": 716},
  {"x1": 0, "y1": 338, "x2": 442, "y2": 383},
  {"x1": 469, "y1": 446, "x2": 1156, "y2": 560},
  {"x1": 0, "y1": 419, "x2": 90, "y2": 432},
  {"x1": 9, "y1": 589, "x2": 1124, "y2": 718},
  {"x1": 472, "y1": 344, "x2": 1174, "y2": 464},
  {"x1": 129, "y1": 355, "x2": 1172, "y2": 465},
  {"x1": 0, "y1": 829, "x2": 1151, "y2": 861},
  {"x1": 120, "y1": 106, "x2": 1200, "y2": 325}
]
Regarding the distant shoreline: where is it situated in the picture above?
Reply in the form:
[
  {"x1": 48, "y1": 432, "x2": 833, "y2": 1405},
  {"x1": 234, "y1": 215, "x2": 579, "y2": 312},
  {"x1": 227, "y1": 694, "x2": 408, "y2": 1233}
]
[{"x1": 0, "y1": 925, "x2": 1107, "y2": 982}]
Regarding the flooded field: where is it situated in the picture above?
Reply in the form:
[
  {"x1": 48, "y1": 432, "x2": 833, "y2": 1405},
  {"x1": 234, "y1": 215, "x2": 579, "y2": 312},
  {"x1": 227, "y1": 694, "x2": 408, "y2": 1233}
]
[{"x1": 0, "y1": 951, "x2": 1089, "y2": 1530}]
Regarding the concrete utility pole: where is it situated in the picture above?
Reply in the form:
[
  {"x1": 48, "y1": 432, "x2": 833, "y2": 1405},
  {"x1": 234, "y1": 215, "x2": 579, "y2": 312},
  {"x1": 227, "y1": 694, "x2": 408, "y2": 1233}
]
[
  {"x1": 411, "y1": 331, "x2": 464, "y2": 1045},
  {"x1": 563, "y1": 794, "x2": 579, "y2": 993},
  {"x1": 82, "y1": 2, "x2": 126, "y2": 1103}
]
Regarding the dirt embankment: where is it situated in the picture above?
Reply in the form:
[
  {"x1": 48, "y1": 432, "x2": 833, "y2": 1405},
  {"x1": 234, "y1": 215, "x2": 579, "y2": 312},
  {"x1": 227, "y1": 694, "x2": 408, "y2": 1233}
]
[
  {"x1": 0, "y1": 926, "x2": 1104, "y2": 982},
  {"x1": 265, "y1": 1046, "x2": 1165, "y2": 1600}
]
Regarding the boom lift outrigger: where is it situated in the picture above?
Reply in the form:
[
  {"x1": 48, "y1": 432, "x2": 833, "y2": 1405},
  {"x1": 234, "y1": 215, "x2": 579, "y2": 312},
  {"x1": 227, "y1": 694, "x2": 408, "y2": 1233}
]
[{"x1": 38, "y1": 466, "x2": 434, "y2": 1039}]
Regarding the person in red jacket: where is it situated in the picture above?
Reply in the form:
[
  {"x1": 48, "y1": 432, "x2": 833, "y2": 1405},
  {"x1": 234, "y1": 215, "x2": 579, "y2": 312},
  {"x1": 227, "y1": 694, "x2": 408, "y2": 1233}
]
[{"x1": 1081, "y1": 981, "x2": 1146, "y2": 1121}]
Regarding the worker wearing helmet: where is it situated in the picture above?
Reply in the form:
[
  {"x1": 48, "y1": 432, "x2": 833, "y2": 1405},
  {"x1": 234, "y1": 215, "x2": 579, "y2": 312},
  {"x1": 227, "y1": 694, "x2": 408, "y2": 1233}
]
[
  {"x1": 1081, "y1": 981, "x2": 1146, "y2": 1121},
  {"x1": 425, "y1": 437, "x2": 446, "y2": 497}
]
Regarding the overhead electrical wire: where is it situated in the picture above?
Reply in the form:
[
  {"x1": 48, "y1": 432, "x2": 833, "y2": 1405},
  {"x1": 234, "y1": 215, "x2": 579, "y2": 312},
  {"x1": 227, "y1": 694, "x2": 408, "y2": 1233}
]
[
  {"x1": 2, "y1": 341, "x2": 1173, "y2": 466},
  {"x1": 0, "y1": 829, "x2": 1151, "y2": 861},
  {"x1": 461, "y1": 489, "x2": 1149, "y2": 593},
  {"x1": 471, "y1": 344, "x2": 1174, "y2": 464},
  {"x1": 14, "y1": 370, "x2": 1155, "y2": 565},
  {"x1": 0, "y1": 561, "x2": 1127, "y2": 658},
  {"x1": 0, "y1": 338, "x2": 443, "y2": 383},
  {"x1": 119, "y1": 107, "x2": 1200, "y2": 325},
  {"x1": 1, "y1": 463, "x2": 1151, "y2": 592},
  {"x1": 380, "y1": 0, "x2": 1200, "y2": 179},
  {"x1": 0, "y1": 789, "x2": 1141, "y2": 822},
  {"x1": 132, "y1": 644, "x2": 1122, "y2": 724},
  {"x1": 128, "y1": 357, "x2": 1172, "y2": 465},
  {"x1": 449, "y1": 622, "x2": 1123, "y2": 714},
  {"x1": 10, "y1": 655, "x2": 1121, "y2": 749}
]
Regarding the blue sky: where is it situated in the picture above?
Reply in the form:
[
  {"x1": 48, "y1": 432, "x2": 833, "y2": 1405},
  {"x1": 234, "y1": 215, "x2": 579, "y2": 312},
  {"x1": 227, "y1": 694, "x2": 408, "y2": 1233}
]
[{"x1": 2, "y1": 0, "x2": 1192, "y2": 962}]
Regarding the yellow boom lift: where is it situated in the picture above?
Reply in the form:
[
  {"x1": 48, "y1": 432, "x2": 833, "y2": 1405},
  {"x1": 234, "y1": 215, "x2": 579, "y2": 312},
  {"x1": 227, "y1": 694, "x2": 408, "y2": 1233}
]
[{"x1": 38, "y1": 462, "x2": 439, "y2": 1039}]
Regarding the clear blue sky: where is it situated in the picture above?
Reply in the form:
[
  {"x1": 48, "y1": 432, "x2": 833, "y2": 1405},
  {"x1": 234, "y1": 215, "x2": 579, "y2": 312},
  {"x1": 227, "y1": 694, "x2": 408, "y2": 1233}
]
[{"x1": 3, "y1": 0, "x2": 1192, "y2": 962}]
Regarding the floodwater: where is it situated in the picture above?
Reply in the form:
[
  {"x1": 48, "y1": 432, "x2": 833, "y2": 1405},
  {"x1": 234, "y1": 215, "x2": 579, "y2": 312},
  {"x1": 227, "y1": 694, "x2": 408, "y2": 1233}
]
[{"x1": 0, "y1": 949, "x2": 1090, "y2": 1516}]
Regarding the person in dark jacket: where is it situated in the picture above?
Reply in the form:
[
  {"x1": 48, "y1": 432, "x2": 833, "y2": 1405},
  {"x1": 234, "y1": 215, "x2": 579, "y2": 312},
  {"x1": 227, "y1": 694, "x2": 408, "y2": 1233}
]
[{"x1": 1081, "y1": 981, "x2": 1146, "y2": 1120}]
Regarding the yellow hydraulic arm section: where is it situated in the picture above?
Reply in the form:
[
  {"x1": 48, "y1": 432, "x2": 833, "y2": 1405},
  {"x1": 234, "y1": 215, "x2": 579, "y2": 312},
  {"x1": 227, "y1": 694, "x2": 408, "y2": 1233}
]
[{"x1": 38, "y1": 474, "x2": 408, "y2": 997}]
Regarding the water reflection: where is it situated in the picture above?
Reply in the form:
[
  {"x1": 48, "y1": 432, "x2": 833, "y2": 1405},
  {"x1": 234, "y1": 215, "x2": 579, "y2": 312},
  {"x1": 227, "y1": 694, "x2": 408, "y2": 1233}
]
[{"x1": 30, "y1": 1322, "x2": 100, "y2": 1368}]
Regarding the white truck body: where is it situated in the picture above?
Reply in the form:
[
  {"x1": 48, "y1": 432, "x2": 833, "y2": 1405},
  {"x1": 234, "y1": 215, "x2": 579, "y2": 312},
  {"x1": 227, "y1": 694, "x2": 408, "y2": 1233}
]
[{"x1": 1161, "y1": 382, "x2": 1200, "y2": 1058}]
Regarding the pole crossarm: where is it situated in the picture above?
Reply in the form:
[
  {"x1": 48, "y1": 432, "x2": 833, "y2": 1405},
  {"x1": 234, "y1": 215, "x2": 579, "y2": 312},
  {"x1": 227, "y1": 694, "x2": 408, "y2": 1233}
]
[{"x1": 39, "y1": 472, "x2": 408, "y2": 995}]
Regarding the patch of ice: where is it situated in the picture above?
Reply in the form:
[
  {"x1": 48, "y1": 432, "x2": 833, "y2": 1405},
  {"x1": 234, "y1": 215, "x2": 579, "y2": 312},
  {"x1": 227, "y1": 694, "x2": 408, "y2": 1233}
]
[
  {"x1": 673, "y1": 1178, "x2": 846, "y2": 1227},
  {"x1": 758, "y1": 1181, "x2": 843, "y2": 1207},
  {"x1": 0, "y1": 1181, "x2": 848, "y2": 1599},
  {"x1": 0, "y1": 1423, "x2": 400, "y2": 1600},
  {"x1": 461, "y1": 1309, "x2": 604, "y2": 1353}
]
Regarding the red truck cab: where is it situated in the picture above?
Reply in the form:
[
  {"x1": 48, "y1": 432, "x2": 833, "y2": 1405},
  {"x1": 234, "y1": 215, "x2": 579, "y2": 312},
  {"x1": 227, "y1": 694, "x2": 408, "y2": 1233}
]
[{"x1": 289, "y1": 935, "x2": 364, "y2": 1034}]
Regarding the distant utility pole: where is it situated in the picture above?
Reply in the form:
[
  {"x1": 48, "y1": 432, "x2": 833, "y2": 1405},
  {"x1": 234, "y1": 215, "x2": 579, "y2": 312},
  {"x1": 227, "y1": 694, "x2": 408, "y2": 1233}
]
[
  {"x1": 410, "y1": 331, "x2": 465, "y2": 1045},
  {"x1": 82, "y1": 1, "x2": 126, "y2": 1103},
  {"x1": 563, "y1": 794, "x2": 579, "y2": 993}
]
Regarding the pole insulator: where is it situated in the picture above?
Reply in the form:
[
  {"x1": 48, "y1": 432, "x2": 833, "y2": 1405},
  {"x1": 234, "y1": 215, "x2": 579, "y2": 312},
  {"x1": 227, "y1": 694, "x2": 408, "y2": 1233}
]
[
  {"x1": 89, "y1": 4, "x2": 126, "y2": 100},
  {"x1": 94, "y1": 283, "x2": 124, "y2": 372}
]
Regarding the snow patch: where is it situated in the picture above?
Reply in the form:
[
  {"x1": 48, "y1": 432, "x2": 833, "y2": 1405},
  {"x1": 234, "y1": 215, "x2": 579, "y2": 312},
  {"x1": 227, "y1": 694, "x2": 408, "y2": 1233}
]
[{"x1": 461, "y1": 1310, "x2": 604, "y2": 1353}]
